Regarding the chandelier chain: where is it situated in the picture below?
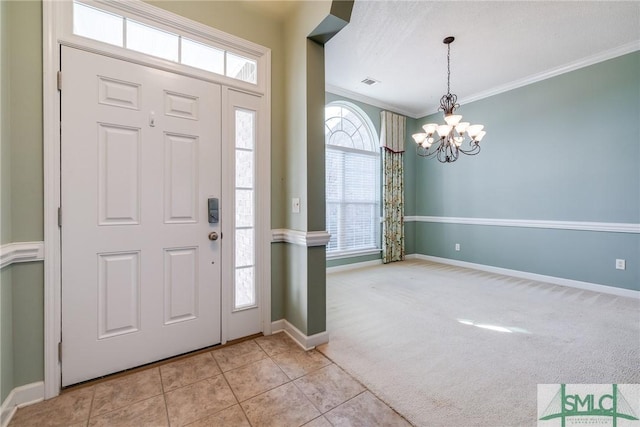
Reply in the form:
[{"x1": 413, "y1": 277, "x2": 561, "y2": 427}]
[{"x1": 447, "y1": 42, "x2": 451, "y2": 95}]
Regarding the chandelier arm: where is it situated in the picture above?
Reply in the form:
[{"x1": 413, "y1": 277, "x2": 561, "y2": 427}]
[
  {"x1": 459, "y1": 143, "x2": 481, "y2": 155},
  {"x1": 416, "y1": 143, "x2": 440, "y2": 159}
]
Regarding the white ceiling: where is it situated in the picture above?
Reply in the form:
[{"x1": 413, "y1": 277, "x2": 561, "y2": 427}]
[{"x1": 325, "y1": 0, "x2": 640, "y2": 118}]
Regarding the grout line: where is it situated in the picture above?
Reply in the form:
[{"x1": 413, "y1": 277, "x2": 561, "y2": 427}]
[
  {"x1": 161, "y1": 389, "x2": 171, "y2": 426},
  {"x1": 85, "y1": 383, "x2": 97, "y2": 423}
]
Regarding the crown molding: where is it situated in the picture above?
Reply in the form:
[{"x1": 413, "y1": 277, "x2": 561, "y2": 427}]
[
  {"x1": 326, "y1": 84, "x2": 419, "y2": 118},
  {"x1": 415, "y1": 40, "x2": 640, "y2": 118}
]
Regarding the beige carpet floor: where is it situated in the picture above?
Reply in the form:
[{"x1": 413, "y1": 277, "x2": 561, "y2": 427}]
[{"x1": 317, "y1": 259, "x2": 640, "y2": 427}]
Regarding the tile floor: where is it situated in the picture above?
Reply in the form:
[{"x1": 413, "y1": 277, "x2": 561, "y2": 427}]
[{"x1": 9, "y1": 333, "x2": 411, "y2": 427}]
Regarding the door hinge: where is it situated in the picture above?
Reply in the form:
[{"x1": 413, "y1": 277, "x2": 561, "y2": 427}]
[
  {"x1": 58, "y1": 207, "x2": 62, "y2": 227},
  {"x1": 57, "y1": 71, "x2": 62, "y2": 91},
  {"x1": 58, "y1": 341, "x2": 62, "y2": 362}
]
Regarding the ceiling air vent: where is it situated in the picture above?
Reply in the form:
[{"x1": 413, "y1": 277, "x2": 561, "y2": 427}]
[{"x1": 361, "y1": 77, "x2": 380, "y2": 86}]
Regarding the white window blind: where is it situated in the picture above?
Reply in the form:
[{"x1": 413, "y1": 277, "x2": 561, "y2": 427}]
[{"x1": 325, "y1": 103, "x2": 380, "y2": 255}]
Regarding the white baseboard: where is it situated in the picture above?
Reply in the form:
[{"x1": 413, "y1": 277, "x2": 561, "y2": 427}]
[
  {"x1": 406, "y1": 254, "x2": 640, "y2": 299},
  {"x1": 327, "y1": 259, "x2": 383, "y2": 273},
  {"x1": 1, "y1": 382, "x2": 45, "y2": 427},
  {"x1": 270, "y1": 319, "x2": 330, "y2": 351}
]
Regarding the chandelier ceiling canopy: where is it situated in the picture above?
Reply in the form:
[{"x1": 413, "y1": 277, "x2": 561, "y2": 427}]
[{"x1": 412, "y1": 36, "x2": 486, "y2": 163}]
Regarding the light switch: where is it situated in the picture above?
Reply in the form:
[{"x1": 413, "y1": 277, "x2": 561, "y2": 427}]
[{"x1": 292, "y1": 198, "x2": 300, "y2": 213}]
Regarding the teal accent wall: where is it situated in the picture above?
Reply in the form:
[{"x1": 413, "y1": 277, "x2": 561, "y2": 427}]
[{"x1": 412, "y1": 52, "x2": 640, "y2": 290}]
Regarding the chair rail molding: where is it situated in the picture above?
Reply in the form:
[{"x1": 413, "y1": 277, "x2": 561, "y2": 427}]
[
  {"x1": 0, "y1": 242, "x2": 45, "y2": 269},
  {"x1": 404, "y1": 216, "x2": 640, "y2": 234},
  {"x1": 271, "y1": 229, "x2": 331, "y2": 247}
]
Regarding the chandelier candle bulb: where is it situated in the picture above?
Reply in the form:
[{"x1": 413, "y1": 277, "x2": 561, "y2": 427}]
[
  {"x1": 412, "y1": 133, "x2": 427, "y2": 144},
  {"x1": 456, "y1": 122, "x2": 470, "y2": 134},
  {"x1": 437, "y1": 124, "x2": 452, "y2": 137},
  {"x1": 467, "y1": 124, "x2": 484, "y2": 138},
  {"x1": 444, "y1": 114, "x2": 462, "y2": 126},
  {"x1": 423, "y1": 123, "x2": 438, "y2": 135}
]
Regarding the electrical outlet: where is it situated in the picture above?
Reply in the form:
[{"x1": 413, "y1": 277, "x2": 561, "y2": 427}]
[
  {"x1": 455, "y1": 243, "x2": 460, "y2": 251},
  {"x1": 292, "y1": 197, "x2": 300, "y2": 214},
  {"x1": 615, "y1": 259, "x2": 626, "y2": 270}
]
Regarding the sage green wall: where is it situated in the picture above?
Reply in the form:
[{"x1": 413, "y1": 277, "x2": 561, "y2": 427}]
[
  {"x1": 1, "y1": 0, "x2": 44, "y2": 402},
  {"x1": 1, "y1": 268, "x2": 13, "y2": 403},
  {"x1": 8, "y1": 0, "x2": 43, "y2": 243},
  {"x1": 413, "y1": 52, "x2": 640, "y2": 290},
  {"x1": 282, "y1": 0, "x2": 332, "y2": 335},
  {"x1": 0, "y1": 0, "x2": 11, "y2": 403},
  {"x1": 279, "y1": 1, "x2": 353, "y2": 335},
  {"x1": 1, "y1": 0, "x2": 11, "y2": 245},
  {"x1": 11, "y1": 264, "x2": 44, "y2": 386}
]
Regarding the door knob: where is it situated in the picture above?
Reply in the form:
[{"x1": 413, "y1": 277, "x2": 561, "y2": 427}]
[{"x1": 208, "y1": 231, "x2": 218, "y2": 241}]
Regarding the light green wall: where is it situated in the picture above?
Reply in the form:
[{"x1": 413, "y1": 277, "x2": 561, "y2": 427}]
[
  {"x1": 8, "y1": 0, "x2": 43, "y2": 243},
  {"x1": 0, "y1": 263, "x2": 44, "y2": 402},
  {"x1": 279, "y1": 1, "x2": 353, "y2": 335},
  {"x1": 282, "y1": 0, "x2": 332, "y2": 335},
  {"x1": 1, "y1": 0, "x2": 11, "y2": 245},
  {"x1": 1, "y1": 0, "x2": 44, "y2": 402},
  {"x1": 11, "y1": 263, "x2": 44, "y2": 386},
  {"x1": 413, "y1": 52, "x2": 640, "y2": 290},
  {"x1": 1, "y1": 267, "x2": 13, "y2": 403}
]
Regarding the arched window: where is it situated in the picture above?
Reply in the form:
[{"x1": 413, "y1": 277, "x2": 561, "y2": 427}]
[{"x1": 325, "y1": 102, "x2": 380, "y2": 256}]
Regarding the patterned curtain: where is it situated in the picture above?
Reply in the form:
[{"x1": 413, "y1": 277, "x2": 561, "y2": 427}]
[{"x1": 380, "y1": 111, "x2": 405, "y2": 264}]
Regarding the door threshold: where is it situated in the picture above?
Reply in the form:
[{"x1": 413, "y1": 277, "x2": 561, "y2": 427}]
[{"x1": 61, "y1": 333, "x2": 263, "y2": 394}]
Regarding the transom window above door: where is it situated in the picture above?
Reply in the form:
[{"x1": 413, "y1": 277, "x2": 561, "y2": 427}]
[
  {"x1": 72, "y1": 1, "x2": 257, "y2": 84},
  {"x1": 325, "y1": 102, "x2": 381, "y2": 258}
]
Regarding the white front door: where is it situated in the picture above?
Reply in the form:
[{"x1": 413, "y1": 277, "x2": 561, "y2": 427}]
[{"x1": 61, "y1": 46, "x2": 222, "y2": 386}]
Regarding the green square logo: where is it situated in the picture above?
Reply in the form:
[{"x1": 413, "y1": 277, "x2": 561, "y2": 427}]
[{"x1": 538, "y1": 384, "x2": 639, "y2": 427}]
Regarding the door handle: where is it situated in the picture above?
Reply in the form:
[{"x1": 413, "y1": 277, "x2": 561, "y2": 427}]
[{"x1": 208, "y1": 231, "x2": 218, "y2": 241}]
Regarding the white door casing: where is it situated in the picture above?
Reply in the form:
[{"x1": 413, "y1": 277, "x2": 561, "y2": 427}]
[{"x1": 61, "y1": 46, "x2": 222, "y2": 386}]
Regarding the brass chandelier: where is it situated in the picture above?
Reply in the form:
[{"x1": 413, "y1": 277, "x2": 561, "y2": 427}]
[{"x1": 412, "y1": 36, "x2": 486, "y2": 163}]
